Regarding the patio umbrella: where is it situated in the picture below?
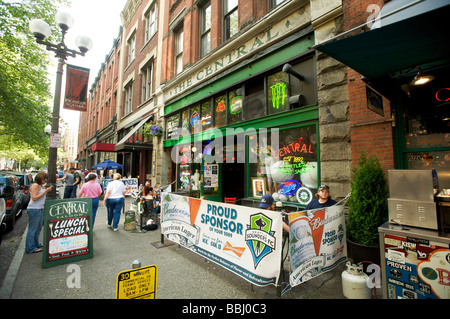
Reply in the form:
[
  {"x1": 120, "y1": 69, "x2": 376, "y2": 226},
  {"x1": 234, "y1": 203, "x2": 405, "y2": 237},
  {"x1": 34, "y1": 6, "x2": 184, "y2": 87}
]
[{"x1": 92, "y1": 159, "x2": 123, "y2": 170}]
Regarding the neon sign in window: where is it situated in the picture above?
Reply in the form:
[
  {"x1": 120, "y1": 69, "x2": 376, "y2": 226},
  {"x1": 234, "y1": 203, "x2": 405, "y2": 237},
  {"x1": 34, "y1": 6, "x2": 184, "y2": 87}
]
[{"x1": 267, "y1": 71, "x2": 289, "y2": 115}]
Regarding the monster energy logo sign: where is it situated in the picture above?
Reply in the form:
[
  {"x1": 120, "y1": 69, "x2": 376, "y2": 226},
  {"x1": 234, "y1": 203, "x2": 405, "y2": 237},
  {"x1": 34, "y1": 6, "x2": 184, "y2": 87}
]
[{"x1": 270, "y1": 82, "x2": 287, "y2": 109}]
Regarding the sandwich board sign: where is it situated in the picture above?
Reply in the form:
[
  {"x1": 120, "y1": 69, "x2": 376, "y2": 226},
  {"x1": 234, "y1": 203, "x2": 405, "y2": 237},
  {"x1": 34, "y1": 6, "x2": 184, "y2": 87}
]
[
  {"x1": 42, "y1": 198, "x2": 93, "y2": 268},
  {"x1": 116, "y1": 265, "x2": 158, "y2": 299}
]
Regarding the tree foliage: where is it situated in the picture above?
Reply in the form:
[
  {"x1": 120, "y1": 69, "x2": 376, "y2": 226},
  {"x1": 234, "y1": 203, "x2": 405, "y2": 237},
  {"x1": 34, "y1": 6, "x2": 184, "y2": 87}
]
[
  {"x1": 0, "y1": 0, "x2": 69, "y2": 159},
  {"x1": 347, "y1": 152, "x2": 389, "y2": 246}
]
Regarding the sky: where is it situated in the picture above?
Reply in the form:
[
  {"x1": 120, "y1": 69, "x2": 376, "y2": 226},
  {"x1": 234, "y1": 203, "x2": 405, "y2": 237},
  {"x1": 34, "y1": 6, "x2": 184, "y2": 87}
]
[{"x1": 49, "y1": 0, "x2": 128, "y2": 131}]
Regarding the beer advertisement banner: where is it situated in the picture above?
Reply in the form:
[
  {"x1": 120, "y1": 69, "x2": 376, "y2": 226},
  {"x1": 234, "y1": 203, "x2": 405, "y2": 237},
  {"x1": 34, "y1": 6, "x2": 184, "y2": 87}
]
[
  {"x1": 288, "y1": 205, "x2": 346, "y2": 287},
  {"x1": 42, "y1": 198, "x2": 93, "y2": 268},
  {"x1": 63, "y1": 64, "x2": 90, "y2": 111},
  {"x1": 161, "y1": 193, "x2": 283, "y2": 286},
  {"x1": 103, "y1": 178, "x2": 138, "y2": 196}
]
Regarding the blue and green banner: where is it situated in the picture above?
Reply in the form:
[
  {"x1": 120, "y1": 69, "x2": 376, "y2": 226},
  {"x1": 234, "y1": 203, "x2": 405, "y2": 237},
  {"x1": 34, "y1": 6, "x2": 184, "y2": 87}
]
[{"x1": 161, "y1": 193, "x2": 283, "y2": 286}]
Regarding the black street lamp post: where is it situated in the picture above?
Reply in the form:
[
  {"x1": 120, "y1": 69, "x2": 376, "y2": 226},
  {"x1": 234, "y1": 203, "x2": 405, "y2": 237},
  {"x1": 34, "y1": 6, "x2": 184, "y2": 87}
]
[{"x1": 29, "y1": 11, "x2": 92, "y2": 200}]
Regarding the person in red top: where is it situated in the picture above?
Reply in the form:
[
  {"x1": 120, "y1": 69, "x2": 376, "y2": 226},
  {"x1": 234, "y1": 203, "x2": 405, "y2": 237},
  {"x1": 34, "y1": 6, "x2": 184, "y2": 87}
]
[{"x1": 78, "y1": 173, "x2": 103, "y2": 227}]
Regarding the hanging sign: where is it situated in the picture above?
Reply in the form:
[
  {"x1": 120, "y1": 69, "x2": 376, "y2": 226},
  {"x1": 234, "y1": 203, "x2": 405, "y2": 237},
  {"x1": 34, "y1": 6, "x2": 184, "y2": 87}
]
[
  {"x1": 366, "y1": 85, "x2": 384, "y2": 116},
  {"x1": 63, "y1": 64, "x2": 90, "y2": 111},
  {"x1": 42, "y1": 198, "x2": 93, "y2": 268}
]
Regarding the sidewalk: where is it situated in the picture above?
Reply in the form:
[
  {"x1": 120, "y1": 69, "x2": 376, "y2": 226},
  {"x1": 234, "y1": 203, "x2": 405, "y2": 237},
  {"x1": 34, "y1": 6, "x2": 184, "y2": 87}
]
[{"x1": 2, "y1": 198, "x2": 347, "y2": 299}]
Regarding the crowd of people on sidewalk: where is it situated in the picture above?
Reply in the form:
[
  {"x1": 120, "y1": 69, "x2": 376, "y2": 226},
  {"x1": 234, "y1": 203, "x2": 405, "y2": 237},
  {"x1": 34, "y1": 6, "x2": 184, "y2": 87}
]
[{"x1": 24, "y1": 167, "x2": 161, "y2": 253}]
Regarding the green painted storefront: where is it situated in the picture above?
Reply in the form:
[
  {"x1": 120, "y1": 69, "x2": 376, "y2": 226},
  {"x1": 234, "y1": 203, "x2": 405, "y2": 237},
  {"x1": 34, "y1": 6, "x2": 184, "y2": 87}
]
[{"x1": 162, "y1": 30, "x2": 322, "y2": 206}]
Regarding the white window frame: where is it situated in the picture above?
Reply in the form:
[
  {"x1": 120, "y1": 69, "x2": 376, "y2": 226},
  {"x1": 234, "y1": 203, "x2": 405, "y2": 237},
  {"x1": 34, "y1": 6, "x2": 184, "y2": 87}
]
[
  {"x1": 127, "y1": 33, "x2": 136, "y2": 65},
  {"x1": 174, "y1": 27, "x2": 184, "y2": 75},
  {"x1": 141, "y1": 62, "x2": 153, "y2": 103},
  {"x1": 144, "y1": 3, "x2": 158, "y2": 43},
  {"x1": 223, "y1": 0, "x2": 238, "y2": 41},
  {"x1": 124, "y1": 83, "x2": 133, "y2": 115},
  {"x1": 200, "y1": 1, "x2": 211, "y2": 58}
]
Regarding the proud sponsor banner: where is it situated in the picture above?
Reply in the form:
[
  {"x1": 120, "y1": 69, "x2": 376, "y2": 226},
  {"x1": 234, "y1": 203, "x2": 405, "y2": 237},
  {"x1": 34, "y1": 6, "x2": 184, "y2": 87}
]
[
  {"x1": 161, "y1": 193, "x2": 283, "y2": 286},
  {"x1": 288, "y1": 205, "x2": 346, "y2": 287}
]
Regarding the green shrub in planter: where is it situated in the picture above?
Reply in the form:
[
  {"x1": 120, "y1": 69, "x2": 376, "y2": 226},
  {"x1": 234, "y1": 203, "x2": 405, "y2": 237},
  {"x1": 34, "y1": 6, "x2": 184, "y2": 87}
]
[{"x1": 347, "y1": 152, "x2": 388, "y2": 247}]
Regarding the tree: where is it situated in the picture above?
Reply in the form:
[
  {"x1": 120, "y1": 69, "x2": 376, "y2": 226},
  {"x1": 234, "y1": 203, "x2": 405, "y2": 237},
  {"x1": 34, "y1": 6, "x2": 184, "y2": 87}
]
[
  {"x1": 347, "y1": 152, "x2": 389, "y2": 247},
  {"x1": 0, "y1": 0, "x2": 70, "y2": 158}
]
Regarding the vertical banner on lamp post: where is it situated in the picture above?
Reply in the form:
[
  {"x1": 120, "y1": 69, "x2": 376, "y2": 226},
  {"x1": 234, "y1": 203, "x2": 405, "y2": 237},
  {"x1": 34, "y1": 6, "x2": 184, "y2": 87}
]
[{"x1": 63, "y1": 64, "x2": 89, "y2": 111}]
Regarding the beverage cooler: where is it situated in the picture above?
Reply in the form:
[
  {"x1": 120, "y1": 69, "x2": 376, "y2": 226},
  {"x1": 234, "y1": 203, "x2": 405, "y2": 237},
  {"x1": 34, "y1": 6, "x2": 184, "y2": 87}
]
[{"x1": 379, "y1": 170, "x2": 450, "y2": 299}]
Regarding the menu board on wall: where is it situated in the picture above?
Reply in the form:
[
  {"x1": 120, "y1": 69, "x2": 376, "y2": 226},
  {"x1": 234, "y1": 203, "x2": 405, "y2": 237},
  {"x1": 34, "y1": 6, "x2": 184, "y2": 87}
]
[{"x1": 42, "y1": 198, "x2": 93, "y2": 268}]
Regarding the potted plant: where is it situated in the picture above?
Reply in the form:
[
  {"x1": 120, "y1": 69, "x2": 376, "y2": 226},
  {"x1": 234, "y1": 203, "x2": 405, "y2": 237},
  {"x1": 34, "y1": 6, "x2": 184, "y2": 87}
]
[{"x1": 346, "y1": 152, "x2": 389, "y2": 266}]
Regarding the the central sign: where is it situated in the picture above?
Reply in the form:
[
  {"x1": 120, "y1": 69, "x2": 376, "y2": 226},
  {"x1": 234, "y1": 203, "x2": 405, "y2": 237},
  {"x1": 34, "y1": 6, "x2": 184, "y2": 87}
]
[
  {"x1": 164, "y1": 10, "x2": 309, "y2": 101},
  {"x1": 42, "y1": 198, "x2": 93, "y2": 268}
]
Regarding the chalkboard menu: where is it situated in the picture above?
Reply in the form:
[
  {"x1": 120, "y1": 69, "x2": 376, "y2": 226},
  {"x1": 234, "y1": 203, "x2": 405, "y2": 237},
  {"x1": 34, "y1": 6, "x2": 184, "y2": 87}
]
[{"x1": 42, "y1": 198, "x2": 93, "y2": 268}]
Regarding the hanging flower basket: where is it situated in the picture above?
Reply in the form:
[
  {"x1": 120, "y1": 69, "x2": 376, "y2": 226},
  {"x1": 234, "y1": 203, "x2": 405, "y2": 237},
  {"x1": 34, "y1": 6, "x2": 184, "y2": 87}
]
[{"x1": 143, "y1": 122, "x2": 163, "y2": 138}]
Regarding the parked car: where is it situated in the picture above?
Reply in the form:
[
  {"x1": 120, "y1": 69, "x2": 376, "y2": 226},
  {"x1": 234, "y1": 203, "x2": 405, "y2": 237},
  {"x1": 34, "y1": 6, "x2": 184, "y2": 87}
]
[
  {"x1": 9, "y1": 172, "x2": 34, "y2": 208},
  {"x1": 0, "y1": 198, "x2": 6, "y2": 246},
  {"x1": 0, "y1": 174, "x2": 25, "y2": 231}
]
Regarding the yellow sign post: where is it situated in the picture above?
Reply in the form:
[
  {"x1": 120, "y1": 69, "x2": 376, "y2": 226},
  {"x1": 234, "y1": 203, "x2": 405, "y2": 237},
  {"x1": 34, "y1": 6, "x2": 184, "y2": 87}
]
[{"x1": 116, "y1": 265, "x2": 157, "y2": 299}]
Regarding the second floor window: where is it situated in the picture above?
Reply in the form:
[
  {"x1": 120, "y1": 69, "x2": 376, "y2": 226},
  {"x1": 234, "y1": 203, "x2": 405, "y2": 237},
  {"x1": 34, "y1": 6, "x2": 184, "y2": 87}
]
[
  {"x1": 141, "y1": 62, "x2": 153, "y2": 103},
  {"x1": 174, "y1": 27, "x2": 184, "y2": 75},
  {"x1": 224, "y1": 0, "x2": 238, "y2": 41},
  {"x1": 200, "y1": 1, "x2": 211, "y2": 58},
  {"x1": 127, "y1": 33, "x2": 136, "y2": 65},
  {"x1": 144, "y1": 4, "x2": 158, "y2": 42},
  {"x1": 271, "y1": 0, "x2": 287, "y2": 8},
  {"x1": 124, "y1": 83, "x2": 133, "y2": 115}
]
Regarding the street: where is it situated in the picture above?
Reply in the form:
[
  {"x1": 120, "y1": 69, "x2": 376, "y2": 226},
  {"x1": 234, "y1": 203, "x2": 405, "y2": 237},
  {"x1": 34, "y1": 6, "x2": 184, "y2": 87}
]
[{"x1": 0, "y1": 207, "x2": 27, "y2": 287}]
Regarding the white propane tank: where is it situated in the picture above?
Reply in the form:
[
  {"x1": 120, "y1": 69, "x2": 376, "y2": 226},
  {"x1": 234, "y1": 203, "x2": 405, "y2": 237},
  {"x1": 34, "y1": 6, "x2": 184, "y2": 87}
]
[{"x1": 341, "y1": 261, "x2": 371, "y2": 299}]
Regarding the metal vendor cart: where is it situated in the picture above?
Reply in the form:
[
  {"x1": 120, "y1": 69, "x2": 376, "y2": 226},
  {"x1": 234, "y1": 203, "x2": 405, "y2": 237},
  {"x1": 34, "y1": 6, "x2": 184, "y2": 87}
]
[
  {"x1": 379, "y1": 222, "x2": 450, "y2": 299},
  {"x1": 379, "y1": 169, "x2": 450, "y2": 299}
]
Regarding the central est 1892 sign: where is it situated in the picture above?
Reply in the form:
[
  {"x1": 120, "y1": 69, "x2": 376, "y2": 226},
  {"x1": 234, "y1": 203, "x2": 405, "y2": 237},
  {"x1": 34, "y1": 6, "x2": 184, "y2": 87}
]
[{"x1": 42, "y1": 198, "x2": 93, "y2": 268}]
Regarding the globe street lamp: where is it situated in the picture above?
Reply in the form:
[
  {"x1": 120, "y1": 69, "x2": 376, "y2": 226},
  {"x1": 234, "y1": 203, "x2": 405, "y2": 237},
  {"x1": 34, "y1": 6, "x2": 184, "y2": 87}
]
[{"x1": 29, "y1": 10, "x2": 92, "y2": 200}]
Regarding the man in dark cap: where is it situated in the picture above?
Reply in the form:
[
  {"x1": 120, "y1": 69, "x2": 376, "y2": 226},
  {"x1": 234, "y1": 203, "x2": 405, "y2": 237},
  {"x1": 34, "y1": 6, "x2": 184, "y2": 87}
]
[
  {"x1": 258, "y1": 194, "x2": 275, "y2": 210},
  {"x1": 304, "y1": 185, "x2": 337, "y2": 210}
]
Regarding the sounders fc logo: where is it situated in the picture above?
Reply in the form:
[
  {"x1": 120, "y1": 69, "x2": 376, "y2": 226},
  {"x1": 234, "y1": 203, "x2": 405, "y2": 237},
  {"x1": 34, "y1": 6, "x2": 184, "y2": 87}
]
[{"x1": 245, "y1": 213, "x2": 276, "y2": 269}]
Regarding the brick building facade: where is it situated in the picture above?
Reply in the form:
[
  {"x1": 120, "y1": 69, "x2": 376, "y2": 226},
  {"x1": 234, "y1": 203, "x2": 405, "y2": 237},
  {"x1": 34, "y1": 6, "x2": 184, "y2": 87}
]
[{"x1": 77, "y1": 0, "x2": 449, "y2": 205}]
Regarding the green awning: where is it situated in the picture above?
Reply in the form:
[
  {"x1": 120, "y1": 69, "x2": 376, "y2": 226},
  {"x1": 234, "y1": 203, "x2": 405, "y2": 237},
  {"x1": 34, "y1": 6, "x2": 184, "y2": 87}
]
[{"x1": 316, "y1": 1, "x2": 450, "y2": 79}]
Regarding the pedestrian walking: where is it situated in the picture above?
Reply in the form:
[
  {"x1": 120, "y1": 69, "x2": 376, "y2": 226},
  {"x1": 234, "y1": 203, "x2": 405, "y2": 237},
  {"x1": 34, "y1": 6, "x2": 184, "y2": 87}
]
[
  {"x1": 72, "y1": 169, "x2": 82, "y2": 198},
  {"x1": 25, "y1": 172, "x2": 52, "y2": 254},
  {"x1": 103, "y1": 173, "x2": 126, "y2": 231},
  {"x1": 78, "y1": 173, "x2": 103, "y2": 226},
  {"x1": 57, "y1": 167, "x2": 80, "y2": 198}
]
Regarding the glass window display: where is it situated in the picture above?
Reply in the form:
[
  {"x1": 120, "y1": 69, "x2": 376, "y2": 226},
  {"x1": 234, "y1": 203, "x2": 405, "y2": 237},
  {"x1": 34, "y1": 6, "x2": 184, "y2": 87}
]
[{"x1": 248, "y1": 124, "x2": 318, "y2": 206}]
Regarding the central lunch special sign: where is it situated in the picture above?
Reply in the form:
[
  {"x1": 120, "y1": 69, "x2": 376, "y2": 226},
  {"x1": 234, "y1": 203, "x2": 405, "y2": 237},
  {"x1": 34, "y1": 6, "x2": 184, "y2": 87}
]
[
  {"x1": 161, "y1": 193, "x2": 283, "y2": 286},
  {"x1": 42, "y1": 198, "x2": 93, "y2": 268}
]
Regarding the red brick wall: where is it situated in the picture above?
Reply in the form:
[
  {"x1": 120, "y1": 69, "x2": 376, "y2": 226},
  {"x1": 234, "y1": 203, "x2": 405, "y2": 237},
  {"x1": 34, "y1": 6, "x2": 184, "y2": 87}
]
[
  {"x1": 161, "y1": 0, "x2": 275, "y2": 84},
  {"x1": 343, "y1": 0, "x2": 395, "y2": 173},
  {"x1": 239, "y1": 0, "x2": 255, "y2": 26}
]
